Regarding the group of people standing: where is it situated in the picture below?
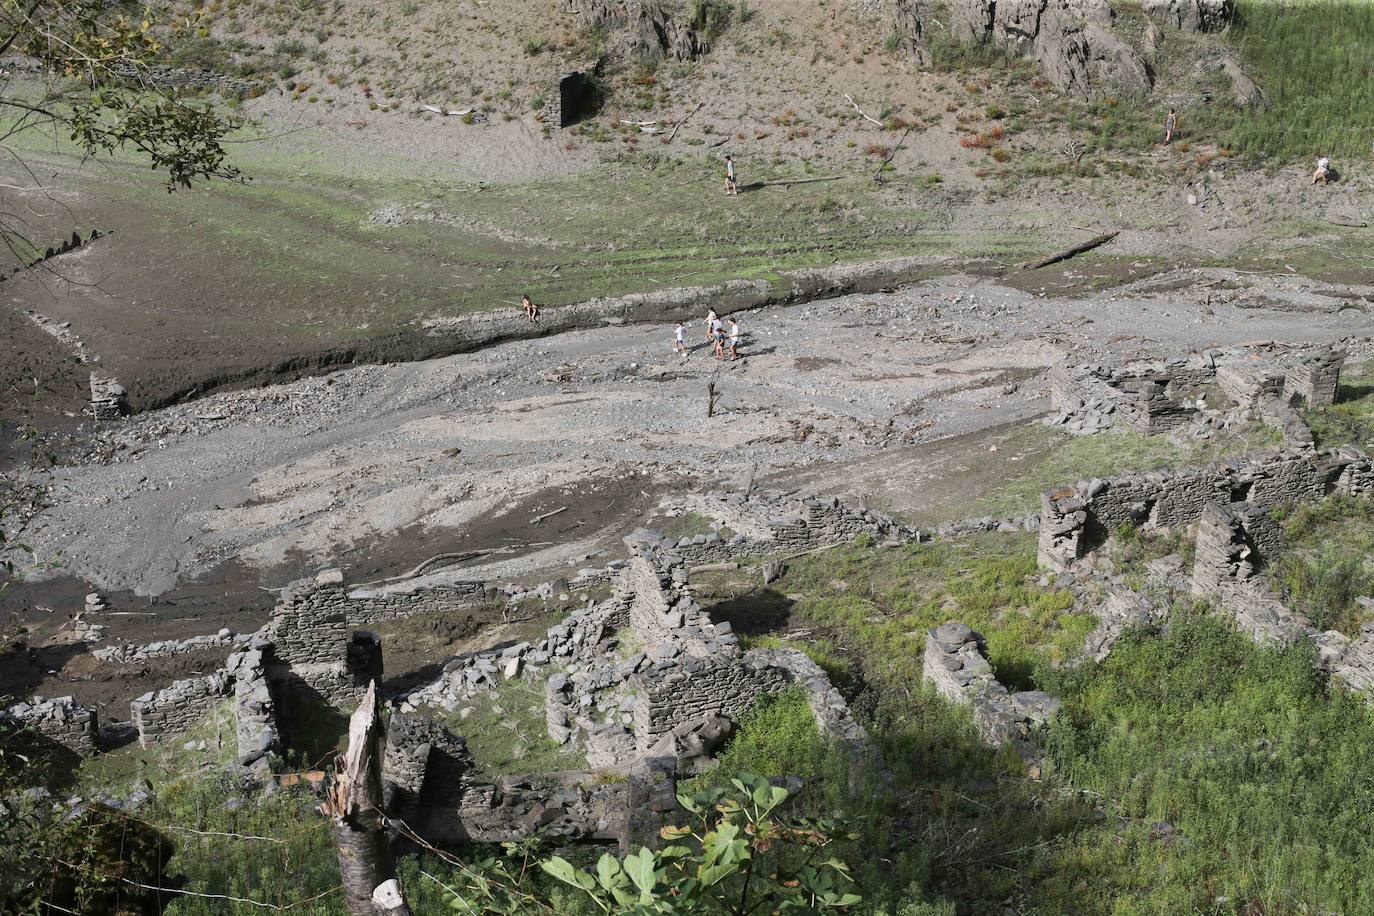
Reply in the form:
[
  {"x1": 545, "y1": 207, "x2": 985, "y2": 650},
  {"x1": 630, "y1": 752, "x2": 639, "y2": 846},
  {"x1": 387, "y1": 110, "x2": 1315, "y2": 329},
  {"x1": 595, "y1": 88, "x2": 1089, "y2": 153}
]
[{"x1": 674, "y1": 309, "x2": 741, "y2": 360}]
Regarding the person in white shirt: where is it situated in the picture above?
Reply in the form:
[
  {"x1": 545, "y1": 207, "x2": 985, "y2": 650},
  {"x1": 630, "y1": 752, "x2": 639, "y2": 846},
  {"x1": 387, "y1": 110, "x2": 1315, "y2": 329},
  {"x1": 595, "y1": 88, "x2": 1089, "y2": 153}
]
[
  {"x1": 673, "y1": 322, "x2": 687, "y2": 355},
  {"x1": 728, "y1": 318, "x2": 741, "y2": 360}
]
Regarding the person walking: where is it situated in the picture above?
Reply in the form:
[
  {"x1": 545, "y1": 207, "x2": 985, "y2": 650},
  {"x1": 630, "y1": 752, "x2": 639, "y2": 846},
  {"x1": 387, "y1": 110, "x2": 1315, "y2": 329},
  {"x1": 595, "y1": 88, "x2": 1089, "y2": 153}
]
[
  {"x1": 674, "y1": 321, "x2": 687, "y2": 356},
  {"x1": 724, "y1": 155, "x2": 738, "y2": 195},
  {"x1": 704, "y1": 309, "x2": 718, "y2": 343},
  {"x1": 728, "y1": 318, "x2": 740, "y2": 360},
  {"x1": 1164, "y1": 108, "x2": 1177, "y2": 144}
]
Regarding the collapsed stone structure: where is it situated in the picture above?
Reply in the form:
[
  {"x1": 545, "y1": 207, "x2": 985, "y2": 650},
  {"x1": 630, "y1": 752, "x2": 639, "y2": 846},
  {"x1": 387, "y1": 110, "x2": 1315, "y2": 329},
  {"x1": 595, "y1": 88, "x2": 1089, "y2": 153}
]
[
  {"x1": 922, "y1": 623, "x2": 1061, "y2": 760},
  {"x1": 1033, "y1": 440, "x2": 1374, "y2": 696},
  {"x1": 1048, "y1": 344, "x2": 1344, "y2": 444},
  {"x1": 1190, "y1": 503, "x2": 1374, "y2": 693},
  {"x1": 1037, "y1": 446, "x2": 1374, "y2": 573},
  {"x1": 381, "y1": 708, "x2": 678, "y2": 849}
]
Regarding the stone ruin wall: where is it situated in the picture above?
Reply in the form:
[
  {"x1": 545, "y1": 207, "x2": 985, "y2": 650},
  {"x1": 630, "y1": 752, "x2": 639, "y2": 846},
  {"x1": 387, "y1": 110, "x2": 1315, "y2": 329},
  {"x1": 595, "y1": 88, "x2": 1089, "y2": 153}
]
[
  {"x1": 1037, "y1": 446, "x2": 1374, "y2": 573},
  {"x1": 624, "y1": 552, "x2": 718, "y2": 657},
  {"x1": 630, "y1": 655, "x2": 790, "y2": 755},
  {"x1": 0, "y1": 695, "x2": 99, "y2": 758},
  {"x1": 921, "y1": 623, "x2": 1061, "y2": 760},
  {"x1": 381, "y1": 702, "x2": 679, "y2": 850},
  {"x1": 1049, "y1": 345, "x2": 1344, "y2": 443},
  {"x1": 1190, "y1": 502, "x2": 1374, "y2": 694},
  {"x1": 130, "y1": 672, "x2": 232, "y2": 749}
]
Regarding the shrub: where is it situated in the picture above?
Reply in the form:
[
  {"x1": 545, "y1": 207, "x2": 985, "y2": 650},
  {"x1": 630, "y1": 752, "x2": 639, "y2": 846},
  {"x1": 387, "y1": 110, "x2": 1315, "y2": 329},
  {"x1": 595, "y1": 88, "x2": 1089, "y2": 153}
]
[{"x1": 440, "y1": 775, "x2": 863, "y2": 914}]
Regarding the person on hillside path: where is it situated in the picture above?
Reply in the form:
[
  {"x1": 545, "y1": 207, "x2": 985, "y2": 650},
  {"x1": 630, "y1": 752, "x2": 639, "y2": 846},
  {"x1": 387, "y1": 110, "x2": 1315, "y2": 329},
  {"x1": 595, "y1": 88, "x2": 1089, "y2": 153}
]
[
  {"x1": 725, "y1": 155, "x2": 738, "y2": 196},
  {"x1": 728, "y1": 318, "x2": 740, "y2": 360},
  {"x1": 712, "y1": 318, "x2": 726, "y2": 360},
  {"x1": 674, "y1": 321, "x2": 687, "y2": 356},
  {"x1": 704, "y1": 309, "x2": 718, "y2": 343},
  {"x1": 521, "y1": 293, "x2": 539, "y2": 323},
  {"x1": 1164, "y1": 108, "x2": 1177, "y2": 144},
  {"x1": 1313, "y1": 156, "x2": 1332, "y2": 185}
]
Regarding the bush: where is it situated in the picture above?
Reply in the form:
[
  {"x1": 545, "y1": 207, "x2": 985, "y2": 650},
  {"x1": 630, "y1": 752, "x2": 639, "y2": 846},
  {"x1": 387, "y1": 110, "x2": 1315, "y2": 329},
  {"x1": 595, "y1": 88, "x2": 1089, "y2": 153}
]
[{"x1": 691, "y1": 0, "x2": 734, "y2": 40}]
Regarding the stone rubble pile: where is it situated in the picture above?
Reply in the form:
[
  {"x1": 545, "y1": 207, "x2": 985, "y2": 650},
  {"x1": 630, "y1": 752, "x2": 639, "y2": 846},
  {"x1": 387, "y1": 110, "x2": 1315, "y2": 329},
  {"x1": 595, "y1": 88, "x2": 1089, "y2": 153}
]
[{"x1": 1081, "y1": 585, "x2": 1170, "y2": 663}]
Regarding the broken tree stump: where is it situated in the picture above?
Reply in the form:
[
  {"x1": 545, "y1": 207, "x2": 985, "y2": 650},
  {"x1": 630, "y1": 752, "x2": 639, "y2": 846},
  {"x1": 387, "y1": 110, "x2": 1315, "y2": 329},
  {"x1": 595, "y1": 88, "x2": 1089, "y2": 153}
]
[{"x1": 320, "y1": 682, "x2": 412, "y2": 916}]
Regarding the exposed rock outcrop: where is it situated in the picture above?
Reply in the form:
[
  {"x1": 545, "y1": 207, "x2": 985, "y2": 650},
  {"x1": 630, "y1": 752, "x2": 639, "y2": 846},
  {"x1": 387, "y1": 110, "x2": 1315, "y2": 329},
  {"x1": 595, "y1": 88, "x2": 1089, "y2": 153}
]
[
  {"x1": 580, "y1": 1, "x2": 706, "y2": 61},
  {"x1": 1143, "y1": 0, "x2": 1232, "y2": 33},
  {"x1": 948, "y1": 0, "x2": 1153, "y2": 95}
]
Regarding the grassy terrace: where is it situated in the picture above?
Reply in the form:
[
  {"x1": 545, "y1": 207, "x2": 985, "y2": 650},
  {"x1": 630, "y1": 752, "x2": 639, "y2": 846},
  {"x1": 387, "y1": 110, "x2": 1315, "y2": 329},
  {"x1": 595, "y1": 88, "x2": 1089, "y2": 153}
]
[{"x1": 692, "y1": 538, "x2": 1374, "y2": 914}]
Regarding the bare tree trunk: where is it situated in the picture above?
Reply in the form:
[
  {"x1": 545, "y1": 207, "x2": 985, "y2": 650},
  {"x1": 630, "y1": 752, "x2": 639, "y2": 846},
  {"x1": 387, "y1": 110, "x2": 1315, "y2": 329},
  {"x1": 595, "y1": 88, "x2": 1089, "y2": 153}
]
[{"x1": 320, "y1": 682, "x2": 413, "y2": 916}]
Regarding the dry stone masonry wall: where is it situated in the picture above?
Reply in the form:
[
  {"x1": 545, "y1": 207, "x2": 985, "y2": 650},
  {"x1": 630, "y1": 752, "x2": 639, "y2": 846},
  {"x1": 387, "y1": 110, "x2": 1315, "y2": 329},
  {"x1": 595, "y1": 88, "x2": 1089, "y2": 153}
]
[
  {"x1": 130, "y1": 672, "x2": 232, "y2": 748},
  {"x1": 381, "y1": 706, "x2": 678, "y2": 851},
  {"x1": 1189, "y1": 502, "x2": 1374, "y2": 693},
  {"x1": 1037, "y1": 446, "x2": 1374, "y2": 573},
  {"x1": 0, "y1": 695, "x2": 99, "y2": 758},
  {"x1": 922, "y1": 623, "x2": 1060, "y2": 761},
  {"x1": 95, "y1": 628, "x2": 244, "y2": 664}
]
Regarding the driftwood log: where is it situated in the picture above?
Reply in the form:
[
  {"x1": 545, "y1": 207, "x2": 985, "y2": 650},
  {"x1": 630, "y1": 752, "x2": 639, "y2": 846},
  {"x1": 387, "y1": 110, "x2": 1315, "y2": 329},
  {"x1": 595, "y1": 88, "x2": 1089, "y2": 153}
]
[
  {"x1": 873, "y1": 125, "x2": 914, "y2": 181},
  {"x1": 321, "y1": 682, "x2": 412, "y2": 916},
  {"x1": 1019, "y1": 231, "x2": 1120, "y2": 270}
]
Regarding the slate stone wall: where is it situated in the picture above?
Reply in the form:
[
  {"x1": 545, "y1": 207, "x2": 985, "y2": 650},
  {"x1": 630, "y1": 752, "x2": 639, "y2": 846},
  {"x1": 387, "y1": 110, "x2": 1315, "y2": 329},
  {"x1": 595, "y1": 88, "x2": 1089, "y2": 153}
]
[
  {"x1": 922, "y1": 623, "x2": 1060, "y2": 759},
  {"x1": 0, "y1": 695, "x2": 98, "y2": 757},
  {"x1": 131, "y1": 672, "x2": 232, "y2": 747},
  {"x1": 1037, "y1": 447, "x2": 1374, "y2": 572}
]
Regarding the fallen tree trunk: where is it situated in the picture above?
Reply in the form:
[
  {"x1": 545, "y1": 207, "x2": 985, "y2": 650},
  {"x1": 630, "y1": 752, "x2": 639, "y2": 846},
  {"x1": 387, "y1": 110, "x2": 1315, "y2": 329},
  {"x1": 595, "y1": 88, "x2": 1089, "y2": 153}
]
[
  {"x1": 1019, "y1": 231, "x2": 1120, "y2": 270},
  {"x1": 321, "y1": 682, "x2": 412, "y2": 916}
]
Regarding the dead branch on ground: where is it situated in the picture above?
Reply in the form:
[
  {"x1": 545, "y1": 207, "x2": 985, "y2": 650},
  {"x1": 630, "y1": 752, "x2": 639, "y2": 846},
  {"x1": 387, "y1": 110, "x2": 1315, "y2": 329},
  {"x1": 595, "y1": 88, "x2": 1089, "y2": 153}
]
[
  {"x1": 1018, "y1": 231, "x2": 1120, "y2": 271},
  {"x1": 667, "y1": 101, "x2": 704, "y2": 142},
  {"x1": 844, "y1": 93, "x2": 884, "y2": 127}
]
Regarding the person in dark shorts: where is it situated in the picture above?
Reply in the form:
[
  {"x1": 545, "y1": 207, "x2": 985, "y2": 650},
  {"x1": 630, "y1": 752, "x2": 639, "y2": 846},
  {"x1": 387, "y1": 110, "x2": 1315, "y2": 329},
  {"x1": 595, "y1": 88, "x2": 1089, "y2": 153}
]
[
  {"x1": 1164, "y1": 108, "x2": 1177, "y2": 143},
  {"x1": 725, "y1": 155, "x2": 738, "y2": 195}
]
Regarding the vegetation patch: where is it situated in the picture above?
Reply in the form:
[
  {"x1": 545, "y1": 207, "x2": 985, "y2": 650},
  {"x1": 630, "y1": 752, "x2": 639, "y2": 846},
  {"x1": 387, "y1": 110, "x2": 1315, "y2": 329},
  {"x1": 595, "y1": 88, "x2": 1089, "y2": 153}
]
[
  {"x1": 1308, "y1": 362, "x2": 1374, "y2": 450},
  {"x1": 1220, "y1": 0, "x2": 1374, "y2": 160},
  {"x1": 1267, "y1": 495, "x2": 1374, "y2": 637},
  {"x1": 1040, "y1": 610, "x2": 1374, "y2": 914},
  {"x1": 432, "y1": 672, "x2": 583, "y2": 775},
  {"x1": 768, "y1": 532, "x2": 1087, "y2": 690}
]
